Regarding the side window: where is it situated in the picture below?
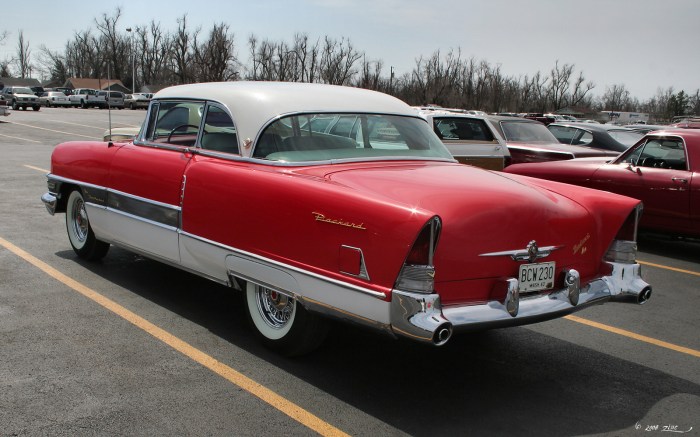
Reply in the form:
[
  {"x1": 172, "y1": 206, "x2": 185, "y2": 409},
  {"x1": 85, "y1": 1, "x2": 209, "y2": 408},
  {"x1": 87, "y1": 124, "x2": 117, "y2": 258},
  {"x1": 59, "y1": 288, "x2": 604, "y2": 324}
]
[
  {"x1": 622, "y1": 138, "x2": 687, "y2": 170},
  {"x1": 549, "y1": 125, "x2": 576, "y2": 144},
  {"x1": 637, "y1": 139, "x2": 687, "y2": 170},
  {"x1": 577, "y1": 131, "x2": 593, "y2": 146},
  {"x1": 434, "y1": 118, "x2": 494, "y2": 141},
  {"x1": 144, "y1": 100, "x2": 204, "y2": 147},
  {"x1": 200, "y1": 105, "x2": 239, "y2": 154}
]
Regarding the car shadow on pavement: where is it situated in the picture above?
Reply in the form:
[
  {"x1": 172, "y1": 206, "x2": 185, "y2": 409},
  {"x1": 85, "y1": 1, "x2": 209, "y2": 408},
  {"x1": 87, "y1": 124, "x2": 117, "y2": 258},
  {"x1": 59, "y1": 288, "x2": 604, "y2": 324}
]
[
  {"x1": 58, "y1": 246, "x2": 700, "y2": 437},
  {"x1": 638, "y1": 233, "x2": 700, "y2": 264}
]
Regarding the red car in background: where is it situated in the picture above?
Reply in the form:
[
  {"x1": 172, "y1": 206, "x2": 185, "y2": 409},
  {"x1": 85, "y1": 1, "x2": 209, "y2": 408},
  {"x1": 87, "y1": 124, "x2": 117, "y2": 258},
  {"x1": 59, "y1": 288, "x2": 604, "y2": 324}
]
[
  {"x1": 505, "y1": 129, "x2": 700, "y2": 238},
  {"x1": 486, "y1": 115, "x2": 618, "y2": 164}
]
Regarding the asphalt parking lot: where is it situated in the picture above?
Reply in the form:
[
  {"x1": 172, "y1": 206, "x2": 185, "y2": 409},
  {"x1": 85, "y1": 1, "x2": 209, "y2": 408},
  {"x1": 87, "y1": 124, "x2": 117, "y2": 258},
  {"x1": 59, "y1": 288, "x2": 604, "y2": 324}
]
[{"x1": 1, "y1": 106, "x2": 698, "y2": 436}]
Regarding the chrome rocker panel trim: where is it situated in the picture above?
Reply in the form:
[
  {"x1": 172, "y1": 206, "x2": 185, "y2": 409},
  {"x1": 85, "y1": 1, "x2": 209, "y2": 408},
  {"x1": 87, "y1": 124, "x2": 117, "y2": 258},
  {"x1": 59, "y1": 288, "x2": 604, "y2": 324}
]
[{"x1": 390, "y1": 262, "x2": 651, "y2": 345}]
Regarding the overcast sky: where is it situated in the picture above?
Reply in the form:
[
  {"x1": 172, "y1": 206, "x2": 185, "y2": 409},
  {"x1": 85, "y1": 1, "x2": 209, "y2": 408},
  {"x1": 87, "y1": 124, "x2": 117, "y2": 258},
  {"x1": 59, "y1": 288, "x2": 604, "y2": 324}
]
[{"x1": 2, "y1": 0, "x2": 698, "y2": 101}]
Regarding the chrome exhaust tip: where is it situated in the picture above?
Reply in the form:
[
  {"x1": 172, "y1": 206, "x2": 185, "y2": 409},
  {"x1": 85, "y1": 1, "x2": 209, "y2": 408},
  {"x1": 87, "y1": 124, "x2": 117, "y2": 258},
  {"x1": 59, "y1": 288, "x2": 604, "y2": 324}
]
[
  {"x1": 638, "y1": 286, "x2": 652, "y2": 304},
  {"x1": 434, "y1": 324, "x2": 453, "y2": 346}
]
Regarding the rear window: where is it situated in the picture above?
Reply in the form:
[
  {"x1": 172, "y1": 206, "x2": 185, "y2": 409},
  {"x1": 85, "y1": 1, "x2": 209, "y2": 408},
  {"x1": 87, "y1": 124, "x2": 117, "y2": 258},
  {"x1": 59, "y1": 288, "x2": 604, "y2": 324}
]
[{"x1": 252, "y1": 113, "x2": 452, "y2": 163}]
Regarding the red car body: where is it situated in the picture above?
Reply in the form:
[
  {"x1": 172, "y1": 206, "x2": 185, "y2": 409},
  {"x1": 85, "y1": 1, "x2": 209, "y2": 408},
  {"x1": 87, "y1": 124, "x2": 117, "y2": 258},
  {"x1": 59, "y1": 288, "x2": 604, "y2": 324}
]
[
  {"x1": 486, "y1": 116, "x2": 618, "y2": 165},
  {"x1": 42, "y1": 82, "x2": 651, "y2": 355},
  {"x1": 505, "y1": 129, "x2": 700, "y2": 238}
]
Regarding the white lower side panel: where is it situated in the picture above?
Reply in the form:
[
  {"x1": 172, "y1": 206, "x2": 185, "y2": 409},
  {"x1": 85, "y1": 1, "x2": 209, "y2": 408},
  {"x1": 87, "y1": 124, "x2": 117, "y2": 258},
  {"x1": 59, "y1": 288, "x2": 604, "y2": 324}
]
[
  {"x1": 87, "y1": 205, "x2": 180, "y2": 263},
  {"x1": 225, "y1": 251, "x2": 391, "y2": 326}
]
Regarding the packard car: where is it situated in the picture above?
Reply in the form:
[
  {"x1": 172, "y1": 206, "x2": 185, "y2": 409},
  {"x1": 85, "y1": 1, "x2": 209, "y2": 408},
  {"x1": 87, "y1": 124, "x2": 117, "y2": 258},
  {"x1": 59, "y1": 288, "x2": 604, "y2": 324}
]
[{"x1": 42, "y1": 82, "x2": 651, "y2": 355}]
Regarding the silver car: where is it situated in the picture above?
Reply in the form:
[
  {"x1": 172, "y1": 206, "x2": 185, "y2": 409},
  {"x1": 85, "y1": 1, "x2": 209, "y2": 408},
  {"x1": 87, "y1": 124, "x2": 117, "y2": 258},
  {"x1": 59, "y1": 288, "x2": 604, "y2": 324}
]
[{"x1": 39, "y1": 91, "x2": 72, "y2": 107}]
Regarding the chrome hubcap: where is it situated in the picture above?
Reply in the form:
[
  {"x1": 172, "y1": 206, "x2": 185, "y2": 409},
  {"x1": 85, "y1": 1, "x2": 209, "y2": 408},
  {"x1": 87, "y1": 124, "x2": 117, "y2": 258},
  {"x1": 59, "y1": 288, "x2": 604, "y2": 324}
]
[
  {"x1": 255, "y1": 287, "x2": 294, "y2": 329},
  {"x1": 71, "y1": 197, "x2": 88, "y2": 243}
]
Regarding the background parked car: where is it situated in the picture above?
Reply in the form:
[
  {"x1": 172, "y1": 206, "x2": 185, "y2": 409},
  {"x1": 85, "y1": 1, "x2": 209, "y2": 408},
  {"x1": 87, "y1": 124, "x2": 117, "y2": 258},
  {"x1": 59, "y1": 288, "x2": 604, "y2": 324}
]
[
  {"x1": 547, "y1": 122, "x2": 644, "y2": 153},
  {"x1": 30, "y1": 86, "x2": 45, "y2": 97},
  {"x1": 485, "y1": 115, "x2": 617, "y2": 164},
  {"x1": 417, "y1": 107, "x2": 511, "y2": 170},
  {"x1": 625, "y1": 124, "x2": 674, "y2": 134},
  {"x1": 124, "y1": 92, "x2": 152, "y2": 109},
  {"x1": 68, "y1": 88, "x2": 100, "y2": 108},
  {"x1": 0, "y1": 95, "x2": 10, "y2": 116},
  {"x1": 39, "y1": 91, "x2": 72, "y2": 107},
  {"x1": 0, "y1": 86, "x2": 41, "y2": 111},
  {"x1": 505, "y1": 129, "x2": 700, "y2": 238},
  {"x1": 95, "y1": 91, "x2": 125, "y2": 109}
]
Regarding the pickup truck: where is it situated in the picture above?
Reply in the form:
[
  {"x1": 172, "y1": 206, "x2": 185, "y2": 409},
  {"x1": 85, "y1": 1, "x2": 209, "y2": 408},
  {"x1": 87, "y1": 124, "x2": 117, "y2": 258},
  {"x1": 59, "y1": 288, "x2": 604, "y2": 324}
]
[{"x1": 69, "y1": 88, "x2": 100, "y2": 108}]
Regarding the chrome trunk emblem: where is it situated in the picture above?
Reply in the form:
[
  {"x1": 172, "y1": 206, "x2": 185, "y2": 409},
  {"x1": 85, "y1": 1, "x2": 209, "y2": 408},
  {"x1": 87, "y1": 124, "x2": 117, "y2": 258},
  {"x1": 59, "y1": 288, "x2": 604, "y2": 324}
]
[{"x1": 479, "y1": 240, "x2": 562, "y2": 261}]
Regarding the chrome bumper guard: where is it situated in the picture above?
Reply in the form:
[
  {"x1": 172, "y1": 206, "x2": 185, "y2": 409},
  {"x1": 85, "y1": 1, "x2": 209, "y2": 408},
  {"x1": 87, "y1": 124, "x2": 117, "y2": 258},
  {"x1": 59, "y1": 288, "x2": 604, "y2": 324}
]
[
  {"x1": 390, "y1": 261, "x2": 651, "y2": 345},
  {"x1": 41, "y1": 192, "x2": 57, "y2": 215}
]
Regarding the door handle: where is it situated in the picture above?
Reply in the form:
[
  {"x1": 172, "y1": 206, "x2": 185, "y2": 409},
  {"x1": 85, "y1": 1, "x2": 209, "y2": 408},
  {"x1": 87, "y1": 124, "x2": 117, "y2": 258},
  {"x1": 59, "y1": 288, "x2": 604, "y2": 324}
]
[{"x1": 672, "y1": 177, "x2": 688, "y2": 184}]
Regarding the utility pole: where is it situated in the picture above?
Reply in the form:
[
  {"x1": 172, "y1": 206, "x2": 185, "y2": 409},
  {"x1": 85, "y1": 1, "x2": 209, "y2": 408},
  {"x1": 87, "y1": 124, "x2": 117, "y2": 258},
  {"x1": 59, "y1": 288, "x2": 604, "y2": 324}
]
[{"x1": 126, "y1": 27, "x2": 135, "y2": 93}]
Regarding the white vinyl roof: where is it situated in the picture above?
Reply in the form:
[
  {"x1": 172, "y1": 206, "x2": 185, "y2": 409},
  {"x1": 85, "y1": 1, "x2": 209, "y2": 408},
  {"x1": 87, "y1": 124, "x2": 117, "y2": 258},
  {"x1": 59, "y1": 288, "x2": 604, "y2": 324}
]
[{"x1": 154, "y1": 81, "x2": 418, "y2": 150}]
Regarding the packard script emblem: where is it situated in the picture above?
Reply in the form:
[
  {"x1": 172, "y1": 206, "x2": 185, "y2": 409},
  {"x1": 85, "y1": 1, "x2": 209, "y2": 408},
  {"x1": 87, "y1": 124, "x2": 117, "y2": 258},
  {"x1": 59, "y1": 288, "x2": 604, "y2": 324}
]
[{"x1": 312, "y1": 212, "x2": 366, "y2": 230}]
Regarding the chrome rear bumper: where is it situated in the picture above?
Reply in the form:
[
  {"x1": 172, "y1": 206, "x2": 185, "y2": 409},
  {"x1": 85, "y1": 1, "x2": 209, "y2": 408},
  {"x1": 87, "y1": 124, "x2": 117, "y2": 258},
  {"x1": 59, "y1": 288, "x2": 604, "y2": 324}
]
[
  {"x1": 41, "y1": 192, "x2": 57, "y2": 215},
  {"x1": 390, "y1": 261, "x2": 651, "y2": 345}
]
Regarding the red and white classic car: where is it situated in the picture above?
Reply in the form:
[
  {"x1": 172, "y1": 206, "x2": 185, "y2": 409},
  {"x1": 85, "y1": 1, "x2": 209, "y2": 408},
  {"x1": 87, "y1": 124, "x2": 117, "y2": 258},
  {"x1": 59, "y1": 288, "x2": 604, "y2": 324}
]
[
  {"x1": 42, "y1": 82, "x2": 651, "y2": 355},
  {"x1": 505, "y1": 129, "x2": 700, "y2": 239}
]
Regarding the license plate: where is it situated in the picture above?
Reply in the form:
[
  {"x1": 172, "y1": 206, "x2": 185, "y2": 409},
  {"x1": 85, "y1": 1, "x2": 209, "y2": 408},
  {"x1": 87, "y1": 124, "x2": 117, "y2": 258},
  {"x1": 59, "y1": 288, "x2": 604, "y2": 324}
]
[{"x1": 518, "y1": 262, "x2": 556, "y2": 292}]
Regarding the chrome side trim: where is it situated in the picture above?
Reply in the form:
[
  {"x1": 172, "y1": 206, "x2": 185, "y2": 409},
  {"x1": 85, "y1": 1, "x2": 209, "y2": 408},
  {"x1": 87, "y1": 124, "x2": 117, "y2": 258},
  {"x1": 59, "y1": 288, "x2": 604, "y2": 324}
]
[
  {"x1": 106, "y1": 190, "x2": 179, "y2": 228},
  {"x1": 180, "y1": 230, "x2": 386, "y2": 300},
  {"x1": 45, "y1": 175, "x2": 180, "y2": 228}
]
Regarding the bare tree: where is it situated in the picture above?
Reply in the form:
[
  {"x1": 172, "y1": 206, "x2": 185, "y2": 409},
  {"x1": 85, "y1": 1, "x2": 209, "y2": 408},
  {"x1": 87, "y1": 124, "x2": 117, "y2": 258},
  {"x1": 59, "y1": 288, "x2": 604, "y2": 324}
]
[
  {"x1": 170, "y1": 14, "x2": 199, "y2": 84},
  {"x1": 94, "y1": 8, "x2": 129, "y2": 80},
  {"x1": 601, "y1": 84, "x2": 631, "y2": 111},
  {"x1": 136, "y1": 21, "x2": 172, "y2": 87},
  {"x1": 192, "y1": 23, "x2": 238, "y2": 82},
  {"x1": 356, "y1": 55, "x2": 383, "y2": 90},
  {"x1": 37, "y1": 46, "x2": 69, "y2": 83},
  {"x1": 318, "y1": 37, "x2": 361, "y2": 85},
  {"x1": 15, "y1": 30, "x2": 32, "y2": 78},
  {"x1": 546, "y1": 61, "x2": 574, "y2": 110}
]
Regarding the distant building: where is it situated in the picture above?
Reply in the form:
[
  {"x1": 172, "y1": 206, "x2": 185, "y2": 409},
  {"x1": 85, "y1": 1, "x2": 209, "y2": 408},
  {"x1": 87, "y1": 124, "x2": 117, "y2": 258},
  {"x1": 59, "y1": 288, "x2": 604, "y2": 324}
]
[
  {"x1": 63, "y1": 77, "x2": 130, "y2": 93},
  {"x1": 140, "y1": 84, "x2": 170, "y2": 94},
  {"x1": 0, "y1": 77, "x2": 43, "y2": 90}
]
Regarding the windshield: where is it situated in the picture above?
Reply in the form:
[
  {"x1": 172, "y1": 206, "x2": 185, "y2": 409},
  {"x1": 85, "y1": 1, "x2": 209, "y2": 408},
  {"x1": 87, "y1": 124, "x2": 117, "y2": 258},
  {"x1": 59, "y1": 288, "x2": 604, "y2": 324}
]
[
  {"x1": 15, "y1": 87, "x2": 34, "y2": 94},
  {"x1": 608, "y1": 130, "x2": 644, "y2": 147},
  {"x1": 501, "y1": 121, "x2": 559, "y2": 143},
  {"x1": 252, "y1": 113, "x2": 453, "y2": 163}
]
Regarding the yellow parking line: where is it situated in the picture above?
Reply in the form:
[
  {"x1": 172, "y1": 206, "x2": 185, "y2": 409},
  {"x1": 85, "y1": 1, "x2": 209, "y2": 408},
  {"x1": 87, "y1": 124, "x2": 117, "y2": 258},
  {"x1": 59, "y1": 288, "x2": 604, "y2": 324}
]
[
  {"x1": 0, "y1": 236, "x2": 349, "y2": 437},
  {"x1": 6, "y1": 120, "x2": 101, "y2": 140},
  {"x1": 638, "y1": 260, "x2": 700, "y2": 277},
  {"x1": 565, "y1": 315, "x2": 700, "y2": 358},
  {"x1": 24, "y1": 165, "x2": 49, "y2": 173}
]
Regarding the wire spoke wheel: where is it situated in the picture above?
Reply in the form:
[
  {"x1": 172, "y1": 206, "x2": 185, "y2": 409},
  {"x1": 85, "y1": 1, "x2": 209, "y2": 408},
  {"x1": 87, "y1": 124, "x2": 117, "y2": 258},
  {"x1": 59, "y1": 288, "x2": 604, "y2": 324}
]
[
  {"x1": 65, "y1": 190, "x2": 109, "y2": 260},
  {"x1": 244, "y1": 282, "x2": 329, "y2": 356}
]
